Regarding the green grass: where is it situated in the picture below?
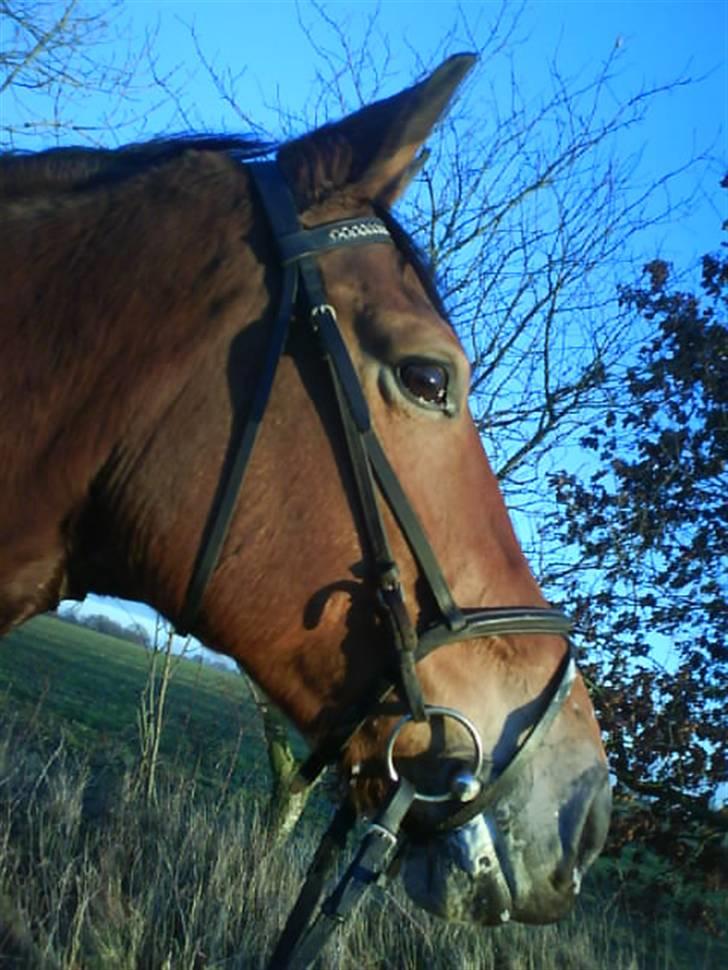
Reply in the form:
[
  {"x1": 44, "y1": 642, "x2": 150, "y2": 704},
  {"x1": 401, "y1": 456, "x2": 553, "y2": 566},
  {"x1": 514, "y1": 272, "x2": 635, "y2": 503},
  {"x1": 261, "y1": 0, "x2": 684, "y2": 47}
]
[
  {"x1": 0, "y1": 616, "x2": 725, "y2": 969},
  {"x1": 0, "y1": 615, "x2": 266, "y2": 790}
]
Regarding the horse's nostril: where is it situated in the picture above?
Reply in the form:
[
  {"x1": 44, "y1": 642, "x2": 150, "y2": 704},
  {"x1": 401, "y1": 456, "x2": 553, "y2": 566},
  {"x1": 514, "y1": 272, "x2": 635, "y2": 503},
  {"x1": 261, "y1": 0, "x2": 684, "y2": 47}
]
[
  {"x1": 552, "y1": 771, "x2": 612, "y2": 895},
  {"x1": 577, "y1": 777, "x2": 612, "y2": 868}
]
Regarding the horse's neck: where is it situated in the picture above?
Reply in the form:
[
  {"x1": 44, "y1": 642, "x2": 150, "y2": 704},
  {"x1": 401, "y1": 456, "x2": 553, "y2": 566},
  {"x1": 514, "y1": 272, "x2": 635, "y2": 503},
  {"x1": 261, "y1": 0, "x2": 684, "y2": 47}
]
[{"x1": 0, "y1": 153, "x2": 260, "y2": 630}]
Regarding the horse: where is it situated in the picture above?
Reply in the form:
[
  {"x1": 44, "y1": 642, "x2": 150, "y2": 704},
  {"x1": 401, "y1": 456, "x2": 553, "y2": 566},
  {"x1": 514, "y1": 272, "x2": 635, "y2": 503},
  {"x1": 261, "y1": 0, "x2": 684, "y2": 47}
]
[{"x1": 0, "y1": 54, "x2": 610, "y2": 944}]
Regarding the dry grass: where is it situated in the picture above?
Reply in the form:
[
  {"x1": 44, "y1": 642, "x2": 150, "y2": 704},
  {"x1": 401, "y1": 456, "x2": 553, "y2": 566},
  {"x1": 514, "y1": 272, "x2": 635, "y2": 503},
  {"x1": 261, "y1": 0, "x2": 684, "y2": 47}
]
[
  {"x1": 0, "y1": 714, "x2": 695, "y2": 970},
  {"x1": 1, "y1": 613, "x2": 723, "y2": 970}
]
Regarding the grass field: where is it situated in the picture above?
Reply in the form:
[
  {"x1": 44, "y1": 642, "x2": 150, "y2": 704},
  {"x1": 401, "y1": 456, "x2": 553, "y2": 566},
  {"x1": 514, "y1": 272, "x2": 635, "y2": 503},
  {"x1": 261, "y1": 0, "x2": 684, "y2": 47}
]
[
  {"x1": 0, "y1": 615, "x2": 267, "y2": 790},
  {"x1": 0, "y1": 616, "x2": 725, "y2": 969}
]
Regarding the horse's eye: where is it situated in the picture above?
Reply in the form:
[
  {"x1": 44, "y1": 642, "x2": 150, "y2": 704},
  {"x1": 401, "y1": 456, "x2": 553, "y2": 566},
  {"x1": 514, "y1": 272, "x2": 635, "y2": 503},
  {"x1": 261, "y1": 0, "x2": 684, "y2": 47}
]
[{"x1": 399, "y1": 362, "x2": 449, "y2": 407}]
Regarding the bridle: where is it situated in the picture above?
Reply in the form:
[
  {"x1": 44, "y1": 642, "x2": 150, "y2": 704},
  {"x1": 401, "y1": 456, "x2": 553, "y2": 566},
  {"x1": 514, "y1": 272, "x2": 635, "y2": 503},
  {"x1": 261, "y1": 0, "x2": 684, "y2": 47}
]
[{"x1": 176, "y1": 160, "x2": 577, "y2": 968}]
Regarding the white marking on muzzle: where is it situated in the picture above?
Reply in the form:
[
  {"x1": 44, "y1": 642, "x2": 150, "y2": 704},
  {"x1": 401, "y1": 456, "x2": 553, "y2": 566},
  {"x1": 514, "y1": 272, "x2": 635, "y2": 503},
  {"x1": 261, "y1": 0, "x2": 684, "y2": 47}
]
[{"x1": 449, "y1": 813, "x2": 499, "y2": 877}]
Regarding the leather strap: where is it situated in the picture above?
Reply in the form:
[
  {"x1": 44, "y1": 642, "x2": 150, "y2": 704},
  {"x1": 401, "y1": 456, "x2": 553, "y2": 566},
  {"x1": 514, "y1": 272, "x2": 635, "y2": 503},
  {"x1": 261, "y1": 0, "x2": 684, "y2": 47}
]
[
  {"x1": 267, "y1": 799, "x2": 357, "y2": 969},
  {"x1": 270, "y1": 780, "x2": 416, "y2": 970},
  {"x1": 295, "y1": 289, "x2": 427, "y2": 723},
  {"x1": 252, "y1": 164, "x2": 428, "y2": 724},
  {"x1": 279, "y1": 217, "x2": 391, "y2": 263},
  {"x1": 366, "y1": 431, "x2": 466, "y2": 632},
  {"x1": 178, "y1": 251, "x2": 295, "y2": 634}
]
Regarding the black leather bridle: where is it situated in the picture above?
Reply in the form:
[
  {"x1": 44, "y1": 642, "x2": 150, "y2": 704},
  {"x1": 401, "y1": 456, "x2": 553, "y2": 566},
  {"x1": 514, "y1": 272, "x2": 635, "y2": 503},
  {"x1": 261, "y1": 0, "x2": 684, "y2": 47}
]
[{"x1": 176, "y1": 160, "x2": 578, "y2": 968}]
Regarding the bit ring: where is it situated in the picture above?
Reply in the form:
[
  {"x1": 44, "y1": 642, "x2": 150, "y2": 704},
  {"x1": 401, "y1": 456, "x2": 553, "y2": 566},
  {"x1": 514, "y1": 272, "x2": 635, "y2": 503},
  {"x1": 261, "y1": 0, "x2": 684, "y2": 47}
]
[{"x1": 384, "y1": 705, "x2": 484, "y2": 803}]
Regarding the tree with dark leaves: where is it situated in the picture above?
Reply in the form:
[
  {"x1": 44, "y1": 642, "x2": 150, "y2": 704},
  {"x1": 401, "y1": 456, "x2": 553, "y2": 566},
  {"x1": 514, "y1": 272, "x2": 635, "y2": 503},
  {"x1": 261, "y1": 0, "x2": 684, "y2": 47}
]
[{"x1": 547, "y1": 179, "x2": 727, "y2": 927}]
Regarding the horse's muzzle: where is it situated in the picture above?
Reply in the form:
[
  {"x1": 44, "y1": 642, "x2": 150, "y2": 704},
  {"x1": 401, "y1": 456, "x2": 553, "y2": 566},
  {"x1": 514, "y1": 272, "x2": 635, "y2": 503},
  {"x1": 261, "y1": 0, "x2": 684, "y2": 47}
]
[{"x1": 401, "y1": 760, "x2": 611, "y2": 925}]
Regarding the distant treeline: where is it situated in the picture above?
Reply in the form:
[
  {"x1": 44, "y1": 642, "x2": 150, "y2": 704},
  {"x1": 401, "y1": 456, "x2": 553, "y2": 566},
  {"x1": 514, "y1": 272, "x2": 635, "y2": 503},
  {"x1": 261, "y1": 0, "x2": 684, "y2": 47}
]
[
  {"x1": 52, "y1": 609, "x2": 235, "y2": 672},
  {"x1": 55, "y1": 610, "x2": 151, "y2": 648}
]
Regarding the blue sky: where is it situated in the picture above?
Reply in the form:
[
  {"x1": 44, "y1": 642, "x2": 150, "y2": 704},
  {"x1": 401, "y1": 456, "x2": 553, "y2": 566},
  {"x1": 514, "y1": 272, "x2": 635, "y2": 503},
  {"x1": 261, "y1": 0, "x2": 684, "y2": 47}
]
[
  {"x1": 2, "y1": 0, "x2": 726, "y2": 655},
  {"x1": 153, "y1": 0, "x2": 726, "y2": 264},
  {"x1": 161, "y1": 0, "x2": 712, "y2": 259},
  {"x1": 3, "y1": 1, "x2": 725, "y2": 266}
]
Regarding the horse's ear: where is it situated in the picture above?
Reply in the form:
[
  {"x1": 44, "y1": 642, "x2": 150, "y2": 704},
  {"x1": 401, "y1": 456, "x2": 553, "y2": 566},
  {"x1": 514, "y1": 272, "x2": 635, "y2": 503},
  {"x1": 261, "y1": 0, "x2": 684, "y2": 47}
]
[{"x1": 278, "y1": 54, "x2": 476, "y2": 209}]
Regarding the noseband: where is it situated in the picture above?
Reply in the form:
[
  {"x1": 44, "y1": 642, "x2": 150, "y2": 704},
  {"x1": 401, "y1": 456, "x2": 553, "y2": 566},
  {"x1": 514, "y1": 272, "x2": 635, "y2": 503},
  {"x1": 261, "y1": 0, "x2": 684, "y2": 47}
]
[{"x1": 177, "y1": 161, "x2": 577, "y2": 967}]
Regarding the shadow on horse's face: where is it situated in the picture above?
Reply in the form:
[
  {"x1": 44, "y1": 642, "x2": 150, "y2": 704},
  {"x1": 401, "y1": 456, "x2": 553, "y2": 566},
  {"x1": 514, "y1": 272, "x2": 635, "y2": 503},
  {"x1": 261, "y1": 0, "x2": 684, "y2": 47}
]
[{"x1": 0, "y1": 55, "x2": 610, "y2": 928}]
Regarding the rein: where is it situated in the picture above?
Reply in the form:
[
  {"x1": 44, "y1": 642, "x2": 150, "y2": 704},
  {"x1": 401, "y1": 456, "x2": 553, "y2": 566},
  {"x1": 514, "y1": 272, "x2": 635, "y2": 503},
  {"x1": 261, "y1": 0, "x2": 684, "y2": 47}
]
[{"x1": 177, "y1": 160, "x2": 577, "y2": 968}]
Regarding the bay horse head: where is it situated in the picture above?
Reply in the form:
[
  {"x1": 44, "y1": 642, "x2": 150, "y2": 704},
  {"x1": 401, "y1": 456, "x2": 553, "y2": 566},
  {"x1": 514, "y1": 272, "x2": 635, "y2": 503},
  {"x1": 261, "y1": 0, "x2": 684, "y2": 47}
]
[{"x1": 0, "y1": 55, "x2": 610, "y2": 929}]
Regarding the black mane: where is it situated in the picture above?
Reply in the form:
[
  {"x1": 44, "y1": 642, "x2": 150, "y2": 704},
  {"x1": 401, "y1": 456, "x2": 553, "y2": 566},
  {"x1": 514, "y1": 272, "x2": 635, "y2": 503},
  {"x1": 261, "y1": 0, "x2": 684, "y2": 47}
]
[
  {"x1": 0, "y1": 135, "x2": 272, "y2": 198},
  {"x1": 0, "y1": 132, "x2": 447, "y2": 319}
]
